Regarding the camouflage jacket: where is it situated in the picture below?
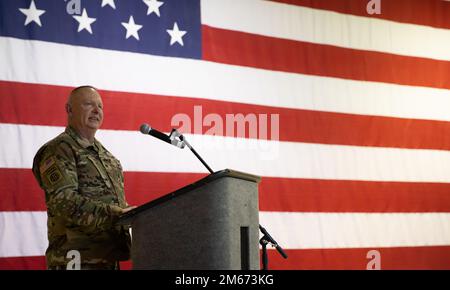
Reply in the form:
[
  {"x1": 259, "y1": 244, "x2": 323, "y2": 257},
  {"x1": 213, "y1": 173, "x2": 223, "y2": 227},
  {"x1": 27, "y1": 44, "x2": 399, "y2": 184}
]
[{"x1": 32, "y1": 126, "x2": 131, "y2": 267}]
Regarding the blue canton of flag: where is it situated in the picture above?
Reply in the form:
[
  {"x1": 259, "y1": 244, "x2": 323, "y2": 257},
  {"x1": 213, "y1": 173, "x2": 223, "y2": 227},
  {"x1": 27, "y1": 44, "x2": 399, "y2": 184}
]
[{"x1": 0, "y1": 0, "x2": 201, "y2": 59}]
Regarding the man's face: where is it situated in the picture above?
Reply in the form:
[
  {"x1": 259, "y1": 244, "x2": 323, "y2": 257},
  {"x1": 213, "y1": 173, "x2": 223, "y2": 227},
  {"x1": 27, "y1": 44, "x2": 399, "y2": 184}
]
[{"x1": 68, "y1": 88, "x2": 104, "y2": 132}]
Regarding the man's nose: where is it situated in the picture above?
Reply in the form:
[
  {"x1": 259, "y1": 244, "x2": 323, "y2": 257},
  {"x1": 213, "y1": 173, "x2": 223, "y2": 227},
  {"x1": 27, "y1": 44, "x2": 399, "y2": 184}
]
[{"x1": 92, "y1": 105, "x2": 101, "y2": 114}]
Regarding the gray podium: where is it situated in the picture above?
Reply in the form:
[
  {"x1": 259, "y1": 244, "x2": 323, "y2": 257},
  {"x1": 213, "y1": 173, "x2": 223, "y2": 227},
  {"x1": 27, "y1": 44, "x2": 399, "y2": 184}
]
[{"x1": 118, "y1": 169, "x2": 261, "y2": 270}]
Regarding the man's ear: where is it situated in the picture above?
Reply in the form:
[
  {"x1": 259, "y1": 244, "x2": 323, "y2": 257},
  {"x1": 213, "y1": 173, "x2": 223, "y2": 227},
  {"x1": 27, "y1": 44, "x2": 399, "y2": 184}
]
[{"x1": 66, "y1": 103, "x2": 72, "y2": 115}]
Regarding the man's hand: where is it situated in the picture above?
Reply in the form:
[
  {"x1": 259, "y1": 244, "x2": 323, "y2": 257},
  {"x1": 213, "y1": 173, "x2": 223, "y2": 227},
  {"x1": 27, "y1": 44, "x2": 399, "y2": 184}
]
[
  {"x1": 121, "y1": 206, "x2": 137, "y2": 214},
  {"x1": 110, "y1": 205, "x2": 137, "y2": 216}
]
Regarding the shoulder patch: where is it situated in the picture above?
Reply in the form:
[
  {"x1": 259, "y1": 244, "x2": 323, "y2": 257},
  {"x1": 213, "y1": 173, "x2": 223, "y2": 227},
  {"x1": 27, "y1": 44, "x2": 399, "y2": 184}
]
[
  {"x1": 40, "y1": 156, "x2": 56, "y2": 174},
  {"x1": 41, "y1": 156, "x2": 64, "y2": 186},
  {"x1": 44, "y1": 164, "x2": 63, "y2": 185}
]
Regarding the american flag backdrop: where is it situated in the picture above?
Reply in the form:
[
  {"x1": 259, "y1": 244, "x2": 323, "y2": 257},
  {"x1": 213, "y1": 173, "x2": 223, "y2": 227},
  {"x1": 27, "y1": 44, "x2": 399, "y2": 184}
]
[{"x1": 1, "y1": 0, "x2": 450, "y2": 270}]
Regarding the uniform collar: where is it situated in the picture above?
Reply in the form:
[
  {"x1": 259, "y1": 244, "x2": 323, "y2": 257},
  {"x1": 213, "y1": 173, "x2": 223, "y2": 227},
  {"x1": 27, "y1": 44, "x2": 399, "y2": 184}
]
[{"x1": 65, "y1": 126, "x2": 103, "y2": 152}]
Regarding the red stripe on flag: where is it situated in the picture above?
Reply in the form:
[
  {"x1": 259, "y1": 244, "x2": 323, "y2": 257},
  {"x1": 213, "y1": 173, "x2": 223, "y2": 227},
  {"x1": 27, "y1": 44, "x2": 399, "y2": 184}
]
[
  {"x1": 2, "y1": 246, "x2": 450, "y2": 270},
  {"x1": 123, "y1": 171, "x2": 208, "y2": 206},
  {"x1": 0, "y1": 168, "x2": 45, "y2": 212},
  {"x1": 3, "y1": 81, "x2": 450, "y2": 150},
  {"x1": 202, "y1": 25, "x2": 450, "y2": 90},
  {"x1": 3, "y1": 168, "x2": 450, "y2": 213},
  {"x1": 265, "y1": 246, "x2": 450, "y2": 270},
  {"x1": 260, "y1": 177, "x2": 450, "y2": 212},
  {"x1": 270, "y1": 0, "x2": 450, "y2": 30},
  {"x1": 0, "y1": 168, "x2": 205, "y2": 212},
  {"x1": 0, "y1": 256, "x2": 46, "y2": 270},
  {"x1": 0, "y1": 256, "x2": 132, "y2": 270}
]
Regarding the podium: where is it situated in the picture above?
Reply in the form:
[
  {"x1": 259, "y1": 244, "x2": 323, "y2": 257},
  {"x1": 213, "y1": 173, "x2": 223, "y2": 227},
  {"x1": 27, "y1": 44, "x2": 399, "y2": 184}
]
[{"x1": 118, "y1": 169, "x2": 261, "y2": 270}]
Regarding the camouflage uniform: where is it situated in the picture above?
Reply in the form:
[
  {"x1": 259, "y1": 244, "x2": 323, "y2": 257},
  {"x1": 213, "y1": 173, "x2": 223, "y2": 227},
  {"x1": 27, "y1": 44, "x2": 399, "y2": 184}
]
[{"x1": 32, "y1": 126, "x2": 131, "y2": 269}]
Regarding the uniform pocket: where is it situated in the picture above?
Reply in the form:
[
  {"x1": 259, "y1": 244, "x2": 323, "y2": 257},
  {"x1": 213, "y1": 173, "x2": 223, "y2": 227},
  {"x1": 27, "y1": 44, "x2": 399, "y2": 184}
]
[{"x1": 86, "y1": 155, "x2": 113, "y2": 189}]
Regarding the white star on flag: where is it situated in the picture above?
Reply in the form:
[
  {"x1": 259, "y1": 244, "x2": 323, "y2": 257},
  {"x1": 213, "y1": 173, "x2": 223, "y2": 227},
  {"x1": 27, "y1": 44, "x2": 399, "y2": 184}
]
[
  {"x1": 121, "y1": 16, "x2": 143, "y2": 40},
  {"x1": 166, "y1": 22, "x2": 187, "y2": 46},
  {"x1": 19, "y1": 0, "x2": 46, "y2": 27},
  {"x1": 101, "y1": 0, "x2": 116, "y2": 9},
  {"x1": 143, "y1": 0, "x2": 164, "y2": 17},
  {"x1": 73, "y1": 8, "x2": 96, "y2": 34}
]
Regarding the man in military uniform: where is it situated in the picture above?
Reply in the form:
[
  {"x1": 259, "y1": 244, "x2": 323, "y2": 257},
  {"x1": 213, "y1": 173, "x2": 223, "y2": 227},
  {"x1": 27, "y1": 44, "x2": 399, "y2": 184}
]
[{"x1": 32, "y1": 86, "x2": 136, "y2": 270}]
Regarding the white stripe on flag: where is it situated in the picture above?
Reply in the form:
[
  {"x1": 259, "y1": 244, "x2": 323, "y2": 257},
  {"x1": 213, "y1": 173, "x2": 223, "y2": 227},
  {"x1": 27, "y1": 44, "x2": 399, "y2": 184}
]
[
  {"x1": 259, "y1": 212, "x2": 450, "y2": 249},
  {"x1": 201, "y1": 0, "x2": 450, "y2": 61},
  {"x1": 0, "y1": 211, "x2": 48, "y2": 258},
  {"x1": 2, "y1": 211, "x2": 450, "y2": 257},
  {"x1": 3, "y1": 124, "x2": 450, "y2": 182}
]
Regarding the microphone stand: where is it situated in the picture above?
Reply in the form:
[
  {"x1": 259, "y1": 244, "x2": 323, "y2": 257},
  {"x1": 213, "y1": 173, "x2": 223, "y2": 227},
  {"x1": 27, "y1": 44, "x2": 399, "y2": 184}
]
[
  {"x1": 172, "y1": 130, "x2": 214, "y2": 174},
  {"x1": 259, "y1": 225, "x2": 288, "y2": 270}
]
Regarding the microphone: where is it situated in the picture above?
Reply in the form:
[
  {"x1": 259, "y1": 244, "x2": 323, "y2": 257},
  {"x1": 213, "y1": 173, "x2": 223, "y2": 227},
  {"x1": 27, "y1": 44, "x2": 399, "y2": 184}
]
[{"x1": 140, "y1": 123, "x2": 185, "y2": 148}]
